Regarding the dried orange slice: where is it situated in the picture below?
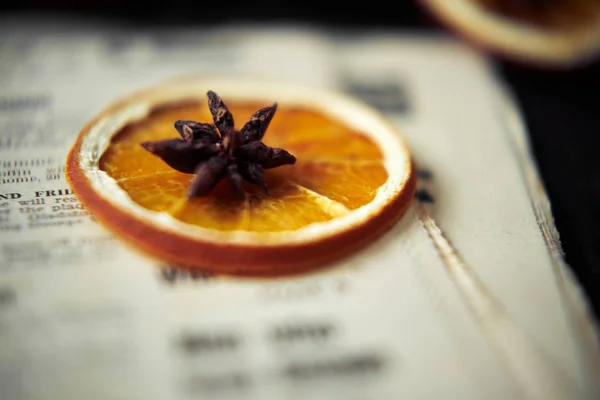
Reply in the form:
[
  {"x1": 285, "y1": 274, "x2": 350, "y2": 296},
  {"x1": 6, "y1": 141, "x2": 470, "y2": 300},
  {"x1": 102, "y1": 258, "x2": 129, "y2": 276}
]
[
  {"x1": 66, "y1": 78, "x2": 415, "y2": 276},
  {"x1": 420, "y1": 0, "x2": 600, "y2": 66}
]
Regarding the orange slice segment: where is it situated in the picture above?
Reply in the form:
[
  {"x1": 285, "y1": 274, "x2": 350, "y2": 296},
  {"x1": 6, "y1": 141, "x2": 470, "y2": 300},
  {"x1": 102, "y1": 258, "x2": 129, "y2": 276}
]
[
  {"x1": 66, "y1": 79, "x2": 415, "y2": 276},
  {"x1": 284, "y1": 161, "x2": 388, "y2": 210}
]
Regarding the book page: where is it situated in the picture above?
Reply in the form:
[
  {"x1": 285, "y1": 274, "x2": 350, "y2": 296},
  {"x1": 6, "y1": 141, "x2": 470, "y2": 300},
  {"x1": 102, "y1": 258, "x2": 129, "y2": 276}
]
[{"x1": 0, "y1": 18, "x2": 598, "y2": 400}]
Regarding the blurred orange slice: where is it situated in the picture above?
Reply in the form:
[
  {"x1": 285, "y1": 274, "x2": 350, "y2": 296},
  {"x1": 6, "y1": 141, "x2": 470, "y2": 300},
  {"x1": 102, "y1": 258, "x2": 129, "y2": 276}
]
[
  {"x1": 66, "y1": 79, "x2": 416, "y2": 276},
  {"x1": 420, "y1": 0, "x2": 600, "y2": 67}
]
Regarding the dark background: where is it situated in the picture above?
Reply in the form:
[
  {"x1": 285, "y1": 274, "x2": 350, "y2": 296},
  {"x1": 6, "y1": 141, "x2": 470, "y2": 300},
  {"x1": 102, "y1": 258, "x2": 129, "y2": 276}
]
[{"x1": 2, "y1": 1, "x2": 599, "y2": 319}]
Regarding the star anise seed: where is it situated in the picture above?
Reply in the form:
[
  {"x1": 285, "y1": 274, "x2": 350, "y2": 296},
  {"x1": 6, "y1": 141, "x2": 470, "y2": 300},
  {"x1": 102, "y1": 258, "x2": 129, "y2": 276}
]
[
  {"x1": 141, "y1": 91, "x2": 296, "y2": 200},
  {"x1": 174, "y1": 120, "x2": 220, "y2": 142}
]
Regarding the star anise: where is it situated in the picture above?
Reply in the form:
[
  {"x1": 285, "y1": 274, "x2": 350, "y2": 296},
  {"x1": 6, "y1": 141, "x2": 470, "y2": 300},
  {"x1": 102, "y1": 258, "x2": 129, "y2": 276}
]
[{"x1": 141, "y1": 91, "x2": 296, "y2": 200}]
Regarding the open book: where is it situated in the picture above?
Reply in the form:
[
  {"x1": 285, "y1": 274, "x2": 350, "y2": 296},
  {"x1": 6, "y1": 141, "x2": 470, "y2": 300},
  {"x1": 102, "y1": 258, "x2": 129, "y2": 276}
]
[{"x1": 0, "y1": 17, "x2": 598, "y2": 400}]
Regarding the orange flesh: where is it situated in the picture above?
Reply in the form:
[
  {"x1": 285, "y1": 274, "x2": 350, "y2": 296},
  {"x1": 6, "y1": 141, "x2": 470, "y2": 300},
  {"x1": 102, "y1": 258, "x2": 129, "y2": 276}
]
[{"x1": 99, "y1": 101, "x2": 388, "y2": 233}]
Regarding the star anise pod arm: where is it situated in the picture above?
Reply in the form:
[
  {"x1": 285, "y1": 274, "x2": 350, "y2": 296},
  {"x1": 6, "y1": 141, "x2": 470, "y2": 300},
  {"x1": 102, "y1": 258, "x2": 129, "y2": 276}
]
[
  {"x1": 188, "y1": 156, "x2": 227, "y2": 199},
  {"x1": 259, "y1": 147, "x2": 296, "y2": 169},
  {"x1": 235, "y1": 142, "x2": 296, "y2": 169},
  {"x1": 207, "y1": 90, "x2": 235, "y2": 139},
  {"x1": 239, "y1": 163, "x2": 270, "y2": 195},
  {"x1": 226, "y1": 164, "x2": 245, "y2": 198},
  {"x1": 240, "y1": 103, "x2": 278, "y2": 144},
  {"x1": 140, "y1": 139, "x2": 218, "y2": 174}
]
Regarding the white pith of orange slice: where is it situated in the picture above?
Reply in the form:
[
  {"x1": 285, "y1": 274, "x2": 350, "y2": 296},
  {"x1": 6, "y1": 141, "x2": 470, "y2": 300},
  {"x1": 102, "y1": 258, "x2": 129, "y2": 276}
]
[
  {"x1": 420, "y1": 0, "x2": 600, "y2": 67},
  {"x1": 66, "y1": 78, "x2": 416, "y2": 276}
]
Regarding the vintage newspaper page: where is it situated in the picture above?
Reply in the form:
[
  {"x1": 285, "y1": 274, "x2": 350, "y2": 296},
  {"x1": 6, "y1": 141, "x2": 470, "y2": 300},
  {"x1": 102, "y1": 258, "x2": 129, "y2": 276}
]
[{"x1": 0, "y1": 17, "x2": 598, "y2": 400}]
